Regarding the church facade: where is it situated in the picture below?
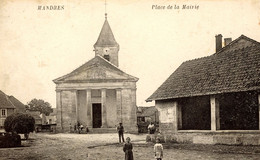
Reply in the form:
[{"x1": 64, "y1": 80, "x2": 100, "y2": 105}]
[{"x1": 53, "y1": 15, "x2": 138, "y2": 133}]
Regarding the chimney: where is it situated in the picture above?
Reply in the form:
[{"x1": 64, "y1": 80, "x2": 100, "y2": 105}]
[
  {"x1": 224, "y1": 38, "x2": 232, "y2": 46},
  {"x1": 215, "y1": 34, "x2": 222, "y2": 52}
]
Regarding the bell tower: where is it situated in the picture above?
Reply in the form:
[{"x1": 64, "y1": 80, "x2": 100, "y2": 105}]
[{"x1": 94, "y1": 13, "x2": 120, "y2": 67}]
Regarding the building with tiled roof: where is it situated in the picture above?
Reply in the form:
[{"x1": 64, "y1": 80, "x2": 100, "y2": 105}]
[
  {"x1": 147, "y1": 35, "x2": 260, "y2": 101},
  {"x1": 0, "y1": 90, "x2": 26, "y2": 127},
  {"x1": 53, "y1": 14, "x2": 139, "y2": 133},
  {"x1": 0, "y1": 90, "x2": 15, "y2": 127},
  {"x1": 137, "y1": 106, "x2": 159, "y2": 133},
  {"x1": 137, "y1": 106, "x2": 158, "y2": 123},
  {"x1": 147, "y1": 35, "x2": 260, "y2": 145}
]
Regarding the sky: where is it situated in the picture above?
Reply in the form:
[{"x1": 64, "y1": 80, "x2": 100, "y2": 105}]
[{"x1": 0, "y1": 0, "x2": 260, "y2": 108}]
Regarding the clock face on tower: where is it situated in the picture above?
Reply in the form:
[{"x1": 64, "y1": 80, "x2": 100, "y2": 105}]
[{"x1": 103, "y1": 47, "x2": 110, "y2": 55}]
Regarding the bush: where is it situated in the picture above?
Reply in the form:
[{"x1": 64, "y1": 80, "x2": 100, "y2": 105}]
[
  {"x1": 0, "y1": 133, "x2": 21, "y2": 148},
  {"x1": 4, "y1": 113, "x2": 35, "y2": 135}
]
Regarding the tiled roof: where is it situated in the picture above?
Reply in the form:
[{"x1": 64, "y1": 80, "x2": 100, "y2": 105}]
[
  {"x1": 53, "y1": 55, "x2": 138, "y2": 83},
  {"x1": 137, "y1": 106, "x2": 157, "y2": 117},
  {"x1": 0, "y1": 90, "x2": 15, "y2": 109},
  {"x1": 94, "y1": 18, "x2": 118, "y2": 47},
  {"x1": 147, "y1": 35, "x2": 260, "y2": 101},
  {"x1": 8, "y1": 96, "x2": 25, "y2": 112}
]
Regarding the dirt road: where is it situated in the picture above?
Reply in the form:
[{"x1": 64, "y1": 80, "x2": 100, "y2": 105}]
[{"x1": 0, "y1": 133, "x2": 260, "y2": 160}]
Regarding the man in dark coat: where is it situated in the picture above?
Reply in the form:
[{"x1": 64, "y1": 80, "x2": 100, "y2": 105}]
[{"x1": 117, "y1": 122, "x2": 125, "y2": 143}]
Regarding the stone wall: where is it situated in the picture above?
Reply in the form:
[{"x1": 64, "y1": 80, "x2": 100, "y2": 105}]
[
  {"x1": 156, "y1": 100, "x2": 178, "y2": 133},
  {"x1": 156, "y1": 132, "x2": 260, "y2": 145},
  {"x1": 121, "y1": 89, "x2": 138, "y2": 133}
]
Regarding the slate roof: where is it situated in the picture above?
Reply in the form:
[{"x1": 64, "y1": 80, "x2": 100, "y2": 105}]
[
  {"x1": 147, "y1": 35, "x2": 260, "y2": 101},
  {"x1": 94, "y1": 18, "x2": 118, "y2": 47},
  {"x1": 0, "y1": 90, "x2": 15, "y2": 109},
  {"x1": 53, "y1": 55, "x2": 138, "y2": 83}
]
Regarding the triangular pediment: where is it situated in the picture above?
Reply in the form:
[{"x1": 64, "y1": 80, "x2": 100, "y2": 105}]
[
  {"x1": 63, "y1": 66, "x2": 134, "y2": 81},
  {"x1": 53, "y1": 56, "x2": 138, "y2": 83}
]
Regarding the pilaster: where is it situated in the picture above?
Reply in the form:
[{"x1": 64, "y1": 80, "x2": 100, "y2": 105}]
[
  {"x1": 86, "y1": 89, "x2": 92, "y2": 128},
  {"x1": 210, "y1": 95, "x2": 220, "y2": 131},
  {"x1": 71, "y1": 90, "x2": 78, "y2": 124},
  {"x1": 172, "y1": 101, "x2": 178, "y2": 132},
  {"x1": 116, "y1": 88, "x2": 122, "y2": 123},
  {"x1": 130, "y1": 88, "x2": 138, "y2": 133},
  {"x1": 101, "y1": 89, "x2": 107, "y2": 127}
]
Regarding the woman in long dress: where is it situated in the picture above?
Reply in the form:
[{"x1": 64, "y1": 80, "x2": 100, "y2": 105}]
[{"x1": 123, "y1": 137, "x2": 134, "y2": 160}]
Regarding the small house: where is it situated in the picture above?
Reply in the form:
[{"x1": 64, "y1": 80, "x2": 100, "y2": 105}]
[{"x1": 147, "y1": 35, "x2": 260, "y2": 145}]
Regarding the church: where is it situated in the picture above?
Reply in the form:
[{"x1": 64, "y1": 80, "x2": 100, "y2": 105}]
[{"x1": 53, "y1": 14, "x2": 139, "y2": 133}]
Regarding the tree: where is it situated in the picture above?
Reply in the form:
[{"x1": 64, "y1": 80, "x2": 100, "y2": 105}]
[
  {"x1": 4, "y1": 113, "x2": 35, "y2": 140},
  {"x1": 26, "y1": 98, "x2": 53, "y2": 116}
]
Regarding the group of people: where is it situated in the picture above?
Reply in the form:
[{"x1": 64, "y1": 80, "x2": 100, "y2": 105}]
[
  {"x1": 70, "y1": 122, "x2": 89, "y2": 134},
  {"x1": 117, "y1": 122, "x2": 163, "y2": 160}
]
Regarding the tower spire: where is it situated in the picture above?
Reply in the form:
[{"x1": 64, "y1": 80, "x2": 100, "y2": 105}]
[{"x1": 94, "y1": 2, "x2": 120, "y2": 67}]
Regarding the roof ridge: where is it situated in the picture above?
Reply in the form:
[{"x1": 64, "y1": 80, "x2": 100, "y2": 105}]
[
  {"x1": 146, "y1": 35, "x2": 260, "y2": 102},
  {"x1": 5, "y1": 93, "x2": 15, "y2": 108},
  {"x1": 69, "y1": 58, "x2": 97, "y2": 74},
  {"x1": 183, "y1": 54, "x2": 212, "y2": 64},
  {"x1": 240, "y1": 34, "x2": 260, "y2": 45},
  {"x1": 215, "y1": 34, "x2": 260, "y2": 54}
]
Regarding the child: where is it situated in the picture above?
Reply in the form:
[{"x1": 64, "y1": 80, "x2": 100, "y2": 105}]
[
  {"x1": 123, "y1": 137, "x2": 134, "y2": 160},
  {"x1": 154, "y1": 137, "x2": 163, "y2": 160}
]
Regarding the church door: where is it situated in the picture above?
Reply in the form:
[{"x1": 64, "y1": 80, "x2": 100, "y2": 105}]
[{"x1": 92, "y1": 103, "x2": 102, "y2": 128}]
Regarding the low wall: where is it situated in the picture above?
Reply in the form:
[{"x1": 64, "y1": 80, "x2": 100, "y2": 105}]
[{"x1": 146, "y1": 131, "x2": 260, "y2": 145}]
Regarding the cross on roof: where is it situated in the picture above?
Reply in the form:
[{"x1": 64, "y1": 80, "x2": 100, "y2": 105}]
[{"x1": 105, "y1": 0, "x2": 107, "y2": 19}]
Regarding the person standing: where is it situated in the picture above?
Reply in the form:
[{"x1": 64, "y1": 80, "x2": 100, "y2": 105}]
[
  {"x1": 117, "y1": 122, "x2": 125, "y2": 143},
  {"x1": 148, "y1": 122, "x2": 155, "y2": 134},
  {"x1": 123, "y1": 137, "x2": 134, "y2": 160},
  {"x1": 154, "y1": 137, "x2": 163, "y2": 160}
]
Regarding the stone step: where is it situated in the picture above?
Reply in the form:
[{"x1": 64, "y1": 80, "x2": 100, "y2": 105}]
[{"x1": 90, "y1": 128, "x2": 117, "y2": 133}]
